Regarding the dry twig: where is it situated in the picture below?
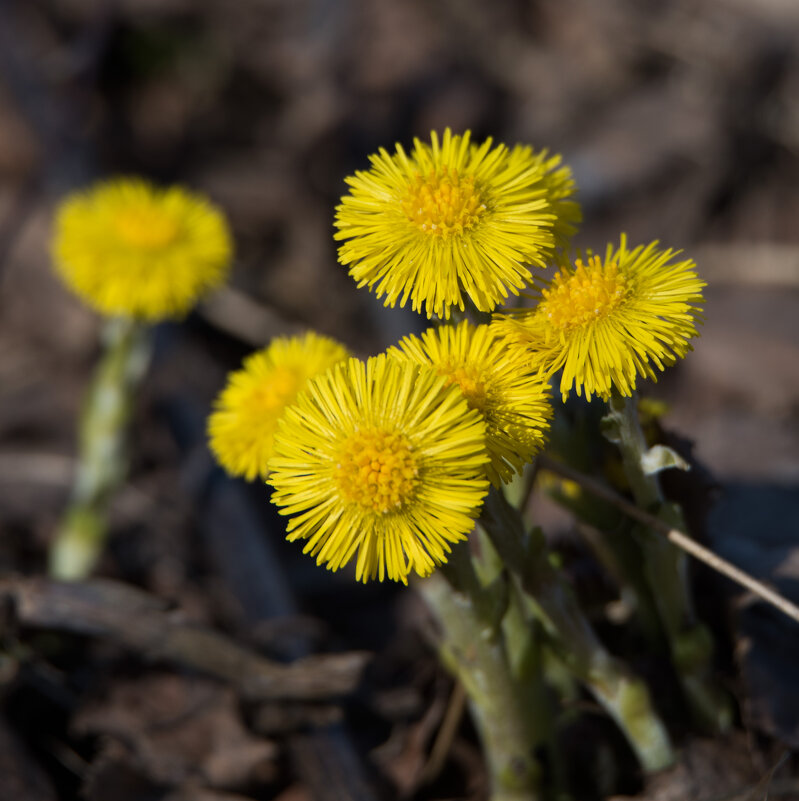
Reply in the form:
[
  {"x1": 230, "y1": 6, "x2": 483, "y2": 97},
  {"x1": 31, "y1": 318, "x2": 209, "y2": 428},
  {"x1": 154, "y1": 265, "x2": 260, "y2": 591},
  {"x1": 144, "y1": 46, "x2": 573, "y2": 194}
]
[{"x1": 538, "y1": 455, "x2": 799, "y2": 626}]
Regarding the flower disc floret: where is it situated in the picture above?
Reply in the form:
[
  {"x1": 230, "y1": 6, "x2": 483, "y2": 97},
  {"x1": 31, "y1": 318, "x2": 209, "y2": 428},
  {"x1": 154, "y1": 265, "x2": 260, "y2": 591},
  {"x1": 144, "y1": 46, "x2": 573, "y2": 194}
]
[
  {"x1": 541, "y1": 256, "x2": 630, "y2": 330},
  {"x1": 53, "y1": 177, "x2": 232, "y2": 320},
  {"x1": 267, "y1": 354, "x2": 490, "y2": 584},
  {"x1": 335, "y1": 429, "x2": 419, "y2": 513},
  {"x1": 402, "y1": 167, "x2": 486, "y2": 237},
  {"x1": 493, "y1": 236, "x2": 705, "y2": 401},
  {"x1": 335, "y1": 128, "x2": 580, "y2": 319},
  {"x1": 208, "y1": 332, "x2": 349, "y2": 481},
  {"x1": 390, "y1": 321, "x2": 552, "y2": 486}
]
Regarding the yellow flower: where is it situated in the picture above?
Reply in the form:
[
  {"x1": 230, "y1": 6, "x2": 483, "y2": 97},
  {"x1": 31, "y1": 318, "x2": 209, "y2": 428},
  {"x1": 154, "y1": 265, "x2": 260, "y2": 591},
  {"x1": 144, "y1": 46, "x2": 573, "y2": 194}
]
[
  {"x1": 334, "y1": 128, "x2": 579, "y2": 319},
  {"x1": 494, "y1": 236, "x2": 705, "y2": 401},
  {"x1": 390, "y1": 321, "x2": 551, "y2": 486},
  {"x1": 267, "y1": 354, "x2": 489, "y2": 584},
  {"x1": 529, "y1": 144, "x2": 581, "y2": 259},
  {"x1": 208, "y1": 332, "x2": 350, "y2": 481},
  {"x1": 52, "y1": 178, "x2": 232, "y2": 320}
]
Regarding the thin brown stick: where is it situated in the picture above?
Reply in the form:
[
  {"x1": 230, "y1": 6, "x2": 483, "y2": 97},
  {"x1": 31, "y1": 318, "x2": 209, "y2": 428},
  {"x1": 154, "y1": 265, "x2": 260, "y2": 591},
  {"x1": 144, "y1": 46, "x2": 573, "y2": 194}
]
[
  {"x1": 537, "y1": 455, "x2": 799, "y2": 626},
  {"x1": 419, "y1": 680, "x2": 467, "y2": 786}
]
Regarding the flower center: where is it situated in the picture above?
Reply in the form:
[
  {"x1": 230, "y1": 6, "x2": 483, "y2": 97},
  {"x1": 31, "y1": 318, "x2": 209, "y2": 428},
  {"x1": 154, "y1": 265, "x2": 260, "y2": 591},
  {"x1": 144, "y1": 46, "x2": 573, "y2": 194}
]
[
  {"x1": 440, "y1": 364, "x2": 490, "y2": 415},
  {"x1": 249, "y1": 366, "x2": 302, "y2": 413},
  {"x1": 540, "y1": 256, "x2": 630, "y2": 330},
  {"x1": 114, "y1": 207, "x2": 179, "y2": 249},
  {"x1": 402, "y1": 168, "x2": 486, "y2": 237},
  {"x1": 335, "y1": 428, "x2": 418, "y2": 513}
]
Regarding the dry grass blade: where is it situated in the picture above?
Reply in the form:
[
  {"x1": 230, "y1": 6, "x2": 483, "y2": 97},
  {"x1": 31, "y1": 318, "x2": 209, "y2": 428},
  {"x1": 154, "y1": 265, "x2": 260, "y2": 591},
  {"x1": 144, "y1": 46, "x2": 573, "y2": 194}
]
[{"x1": 537, "y1": 455, "x2": 799, "y2": 627}]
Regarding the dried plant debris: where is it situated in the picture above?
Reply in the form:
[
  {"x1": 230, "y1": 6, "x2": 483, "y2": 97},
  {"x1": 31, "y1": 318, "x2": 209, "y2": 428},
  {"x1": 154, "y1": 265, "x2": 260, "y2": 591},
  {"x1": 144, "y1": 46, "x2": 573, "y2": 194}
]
[
  {"x1": 75, "y1": 674, "x2": 277, "y2": 796},
  {"x1": 610, "y1": 735, "x2": 792, "y2": 801},
  {"x1": 0, "y1": 577, "x2": 370, "y2": 702}
]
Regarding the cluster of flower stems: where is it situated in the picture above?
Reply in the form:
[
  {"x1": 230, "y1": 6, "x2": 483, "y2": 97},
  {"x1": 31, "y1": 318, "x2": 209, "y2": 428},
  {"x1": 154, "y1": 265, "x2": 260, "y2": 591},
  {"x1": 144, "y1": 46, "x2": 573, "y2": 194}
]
[
  {"x1": 45, "y1": 135, "x2": 779, "y2": 801},
  {"x1": 416, "y1": 389, "x2": 731, "y2": 801},
  {"x1": 50, "y1": 312, "x2": 730, "y2": 801}
]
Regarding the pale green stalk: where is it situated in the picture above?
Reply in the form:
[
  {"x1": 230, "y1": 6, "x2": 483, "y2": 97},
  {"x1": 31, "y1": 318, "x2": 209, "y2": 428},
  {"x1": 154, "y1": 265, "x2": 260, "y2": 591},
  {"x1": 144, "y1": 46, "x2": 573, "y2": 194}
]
[
  {"x1": 418, "y1": 543, "x2": 545, "y2": 801},
  {"x1": 480, "y1": 489, "x2": 674, "y2": 773},
  {"x1": 603, "y1": 389, "x2": 731, "y2": 731},
  {"x1": 49, "y1": 317, "x2": 152, "y2": 580},
  {"x1": 474, "y1": 524, "x2": 565, "y2": 794}
]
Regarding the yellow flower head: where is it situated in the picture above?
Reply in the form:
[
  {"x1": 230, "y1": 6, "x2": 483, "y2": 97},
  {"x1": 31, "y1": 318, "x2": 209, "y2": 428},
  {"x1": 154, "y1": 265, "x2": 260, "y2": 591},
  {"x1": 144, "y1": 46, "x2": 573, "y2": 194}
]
[
  {"x1": 334, "y1": 128, "x2": 580, "y2": 319},
  {"x1": 390, "y1": 321, "x2": 552, "y2": 487},
  {"x1": 208, "y1": 332, "x2": 350, "y2": 481},
  {"x1": 493, "y1": 236, "x2": 705, "y2": 401},
  {"x1": 267, "y1": 354, "x2": 490, "y2": 584},
  {"x1": 53, "y1": 178, "x2": 232, "y2": 320}
]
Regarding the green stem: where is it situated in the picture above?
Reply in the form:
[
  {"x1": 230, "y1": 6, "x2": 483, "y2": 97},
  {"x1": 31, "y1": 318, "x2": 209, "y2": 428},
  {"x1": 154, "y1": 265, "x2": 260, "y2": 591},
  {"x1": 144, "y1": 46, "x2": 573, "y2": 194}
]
[
  {"x1": 506, "y1": 583, "x2": 567, "y2": 795},
  {"x1": 480, "y1": 489, "x2": 674, "y2": 773},
  {"x1": 49, "y1": 317, "x2": 152, "y2": 580},
  {"x1": 418, "y1": 544, "x2": 544, "y2": 801},
  {"x1": 603, "y1": 389, "x2": 731, "y2": 731},
  {"x1": 473, "y1": 526, "x2": 564, "y2": 794},
  {"x1": 604, "y1": 392, "x2": 688, "y2": 629}
]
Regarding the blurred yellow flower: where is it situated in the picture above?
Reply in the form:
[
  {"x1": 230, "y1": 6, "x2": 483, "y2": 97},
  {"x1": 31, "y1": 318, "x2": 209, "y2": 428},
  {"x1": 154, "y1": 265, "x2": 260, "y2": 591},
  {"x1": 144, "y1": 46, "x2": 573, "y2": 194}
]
[
  {"x1": 335, "y1": 129, "x2": 579, "y2": 319},
  {"x1": 267, "y1": 354, "x2": 489, "y2": 584},
  {"x1": 53, "y1": 178, "x2": 232, "y2": 320},
  {"x1": 208, "y1": 332, "x2": 350, "y2": 481},
  {"x1": 494, "y1": 236, "x2": 705, "y2": 401},
  {"x1": 390, "y1": 321, "x2": 551, "y2": 486}
]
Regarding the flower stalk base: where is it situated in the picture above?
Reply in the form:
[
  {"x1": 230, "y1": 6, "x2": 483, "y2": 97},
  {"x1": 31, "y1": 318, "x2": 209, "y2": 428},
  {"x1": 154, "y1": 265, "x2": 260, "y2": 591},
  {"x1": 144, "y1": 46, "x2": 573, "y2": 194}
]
[
  {"x1": 480, "y1": 489, "x2": 674, "y2": 773},
  {"x1": 418, "y1": 544, "x2": 544, "y2": 801}
]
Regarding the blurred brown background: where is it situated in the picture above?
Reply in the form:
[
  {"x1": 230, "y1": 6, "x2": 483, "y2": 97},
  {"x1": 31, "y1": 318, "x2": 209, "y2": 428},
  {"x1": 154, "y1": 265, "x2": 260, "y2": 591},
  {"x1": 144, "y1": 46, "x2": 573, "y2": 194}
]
[
  {"x1": 2, "y1": 0, "x2": 798, "y2": 481},
  {"x1": 1, "y1": 1, "x2": 799, "y2": 799}
]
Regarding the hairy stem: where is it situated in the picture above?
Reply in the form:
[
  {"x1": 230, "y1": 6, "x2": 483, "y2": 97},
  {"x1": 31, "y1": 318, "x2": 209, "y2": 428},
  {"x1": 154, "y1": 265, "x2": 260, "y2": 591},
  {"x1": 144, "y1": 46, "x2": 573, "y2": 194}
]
[
  {"x1": 603, "y1": 389, "x2": 731, "y2": 731},
  {"x1": 418, "y1": 543, "x2": 544, "y2": 801},
  {"x1": 49, "y1": 317, "x2": 151, "y2": 580},
  {"x1": 480, "y1": 489, "x2": 674, "y2": 773}
]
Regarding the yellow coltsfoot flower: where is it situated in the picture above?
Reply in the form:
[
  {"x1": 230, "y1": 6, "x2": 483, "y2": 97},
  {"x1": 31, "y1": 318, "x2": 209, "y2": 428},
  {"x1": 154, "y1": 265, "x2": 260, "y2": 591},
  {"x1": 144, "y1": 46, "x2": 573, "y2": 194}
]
[
  {"x1": 267, "y1": 354, "x2": 490, "y2": 584},
  {"x1": 53, "y1": 177, "x2": 232, "y2": 320},
  {"x1": 494, "y1": 236, "x2": 705, "y2": 401},
  {"x1": 390, "y1": 321, "x2": 551, "y2": 486},
  {"x1": 335, "y1": 128, "x2": 579, "y2": 319},
  {"x1": 208, "y1": 332, "x2": 350, "y2": 481}
]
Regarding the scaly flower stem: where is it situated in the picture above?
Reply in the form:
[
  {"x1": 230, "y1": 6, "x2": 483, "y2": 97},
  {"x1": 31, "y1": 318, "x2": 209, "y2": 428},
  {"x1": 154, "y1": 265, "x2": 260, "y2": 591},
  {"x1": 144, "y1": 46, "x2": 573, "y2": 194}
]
[
  {"x1": 480, "y1": 489, "x2": 674, "y2": 773},
  {"x1": 49, "y1": 317, "x2": 152, "y2": 580},
  {"x1": 418, "y1": 543, "x2": 544, "y2": 801},
  {"x1": 604, "y1": 389, "x2": 731, "y2": 731}
]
